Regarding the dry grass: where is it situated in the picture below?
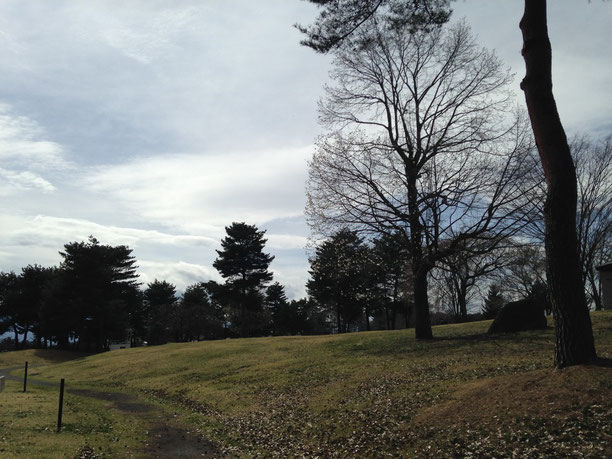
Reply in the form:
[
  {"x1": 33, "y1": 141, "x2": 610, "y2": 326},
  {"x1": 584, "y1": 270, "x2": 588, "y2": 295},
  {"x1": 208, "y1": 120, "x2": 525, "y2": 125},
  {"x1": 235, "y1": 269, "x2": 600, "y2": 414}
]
[
  {"x1": 2, "y1": 311, "x2": 611, "y2": 457},
  {"x1": 0, "y1": 377, "x2": 145, "y2": 458},
  {"x1": 0, "y1": 349, "x2": 89, "y2": 367}
]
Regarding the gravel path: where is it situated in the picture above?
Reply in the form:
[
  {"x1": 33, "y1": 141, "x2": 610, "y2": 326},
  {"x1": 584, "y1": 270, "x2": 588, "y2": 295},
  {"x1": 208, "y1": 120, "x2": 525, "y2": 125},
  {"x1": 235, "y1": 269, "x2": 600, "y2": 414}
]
[{"x1": 0, "y1": 366, "x2": 223, "y2": 458}]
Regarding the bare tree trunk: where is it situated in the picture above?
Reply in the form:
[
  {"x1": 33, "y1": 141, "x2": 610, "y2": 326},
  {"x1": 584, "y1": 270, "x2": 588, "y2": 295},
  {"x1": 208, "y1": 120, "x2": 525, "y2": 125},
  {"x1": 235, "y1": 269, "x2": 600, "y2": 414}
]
[
  {"x1": 21, "y1": 325, "x2": 30, "y2": 349},
  {"x1": 409, "y1": 171, "x2": 434, "y2": 339},
  {"x1": 520, "y1": 0, "x2": 596, "y2": 368},
  {"x1": 587, "y1": 268, "x2": 603, "y2": 311},
  {"x1": 413, "y1": 267, "x2": 433, "y2": 339},
  {"x1": 385, "y1": 304, "x2": 391, "y2": 330},
  {"x1": 13, "y1": 326, "x2": 19, "y2": 350}
]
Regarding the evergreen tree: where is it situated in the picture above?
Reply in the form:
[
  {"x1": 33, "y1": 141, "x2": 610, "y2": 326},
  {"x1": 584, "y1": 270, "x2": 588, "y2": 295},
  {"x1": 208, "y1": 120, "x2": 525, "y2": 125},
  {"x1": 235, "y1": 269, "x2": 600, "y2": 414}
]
[
  {"x1": 307, "y1": 229, "x2": 370, "y2": 333},
  {"x1": 213, "y1": 222, "x2": 274, "y2": 337},
  {"x1": 482, "y1": 285, "x2": 505, "y2": 320},
  {"x1": 181, "y1": 283, "x2": 225, "y2": 341},
  {"x1": 144, "y1": 279, "x2": 177, "y2": 345},
  {"x1": 371, "y1": 232, "x2": 413, "y2": 330},
  {"x1": 60, "y1": 236, "x2": 140, "y2": 352},
  {"x1": 266, "y1": 282, "x2": 291, "y2": 335}
]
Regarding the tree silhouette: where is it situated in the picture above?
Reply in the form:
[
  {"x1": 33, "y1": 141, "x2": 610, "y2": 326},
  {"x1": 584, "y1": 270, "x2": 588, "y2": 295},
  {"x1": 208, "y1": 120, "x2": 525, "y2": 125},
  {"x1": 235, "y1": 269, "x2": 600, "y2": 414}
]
[
  {"x1": 144, "y1": 279, "x2": 177, "y2": 345},
  {"x1": 297, "y1": 0, "x2": 599, "y2": 367},
  {"x1": 213, "y1": 222, "x2": 274, "y2": 337},
  {"x1": 60, "y1": 236, "x2": 140, "y2": 352}
]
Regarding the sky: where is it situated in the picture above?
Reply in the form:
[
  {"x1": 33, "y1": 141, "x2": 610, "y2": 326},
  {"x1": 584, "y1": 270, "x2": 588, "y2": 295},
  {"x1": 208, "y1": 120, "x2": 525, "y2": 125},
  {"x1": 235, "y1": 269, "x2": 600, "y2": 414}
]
[{"x1": 0, "y1": 0, "x2": 610, "y2": 299}]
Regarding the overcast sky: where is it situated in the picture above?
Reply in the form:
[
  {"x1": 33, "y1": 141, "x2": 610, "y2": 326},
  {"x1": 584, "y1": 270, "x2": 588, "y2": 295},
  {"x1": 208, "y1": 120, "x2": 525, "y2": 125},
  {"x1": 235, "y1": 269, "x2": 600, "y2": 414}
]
[{"x1": 0, "y1": 0, "x2": 610, "y2": 299}]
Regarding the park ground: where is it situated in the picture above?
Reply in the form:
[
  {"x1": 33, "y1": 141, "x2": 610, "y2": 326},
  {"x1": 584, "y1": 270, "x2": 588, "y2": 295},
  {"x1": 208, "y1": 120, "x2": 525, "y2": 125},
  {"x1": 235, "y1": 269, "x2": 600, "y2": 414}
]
[{"x1": 0, "y1": 311, "x2": 611, "y2": 457}]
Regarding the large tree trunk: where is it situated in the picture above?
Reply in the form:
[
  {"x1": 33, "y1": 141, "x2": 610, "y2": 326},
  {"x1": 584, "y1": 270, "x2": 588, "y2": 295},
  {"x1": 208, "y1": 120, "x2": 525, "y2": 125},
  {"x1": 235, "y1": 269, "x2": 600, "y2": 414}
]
[
  {"x1": 413, "y1": 267, "x2": 433, "y2": 339},
  {"x1": 520, "y1": 0, "x2": 596, "y2": 368},
  {"x1": 408, "y1": 171, "x2": 434, "y2": 339}
]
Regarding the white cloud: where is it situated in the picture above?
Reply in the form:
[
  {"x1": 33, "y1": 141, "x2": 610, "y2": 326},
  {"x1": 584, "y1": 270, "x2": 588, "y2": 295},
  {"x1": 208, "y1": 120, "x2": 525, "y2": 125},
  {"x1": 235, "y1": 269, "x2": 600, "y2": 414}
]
[
  {"x1": 81, "y1": 146, "x2": 312, "y2": 231},
  {"x1": 138, "y1": 260, "x2": 221, "y2": 293},
  {"x1": 266, "y1": 234, "x2": 308, "y2": 250},
  {"x1": 0, "y1": 168, "x2": 56, "y2": 195},
  {"x1": 0, "y1": 103, "x2": 69, "y2": 169},
  {"x1": 100, "y1": 6, "x2": 203, "y2": 64}
]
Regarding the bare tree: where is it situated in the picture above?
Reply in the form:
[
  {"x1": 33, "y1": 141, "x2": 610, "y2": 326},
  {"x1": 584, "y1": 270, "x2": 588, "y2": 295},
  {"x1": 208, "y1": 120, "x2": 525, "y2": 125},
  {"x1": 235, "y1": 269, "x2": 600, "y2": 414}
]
[
  {"x1": 307, "y1": 21, "x2": 538, "y2": 339},
  {"x1": 300, "y1": 0, "x2": 601, "y2": 365},
  {"x1": 431, "y1": 242, "x2": 510, "y2": 321},
  {"x1": 574, "y1": 136, "x2": 612, "y2": 310},
  {"x1": 499, "y1": 242, "x2": 547, "y2": 301}
]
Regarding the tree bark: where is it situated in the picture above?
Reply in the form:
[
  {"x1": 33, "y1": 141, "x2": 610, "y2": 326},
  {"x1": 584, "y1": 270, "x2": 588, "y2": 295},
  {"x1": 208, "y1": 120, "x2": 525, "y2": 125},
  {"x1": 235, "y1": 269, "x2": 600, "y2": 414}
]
[
  {"x1": 408, "y1": 168, "x2": 434, "y2": 339},
  {"x1": 413, "y1": 267, "x2": 433, "y2": 339},
  {"x1": 520, "y1": 0, "x2": 597, "y2": 368}
]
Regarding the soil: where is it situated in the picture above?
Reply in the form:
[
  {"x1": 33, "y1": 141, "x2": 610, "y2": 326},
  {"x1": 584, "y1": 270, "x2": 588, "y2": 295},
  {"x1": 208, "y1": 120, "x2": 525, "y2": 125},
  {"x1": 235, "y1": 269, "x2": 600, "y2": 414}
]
[{"x1": 0, "y1": 366, "x2": 223, "y2": 458}]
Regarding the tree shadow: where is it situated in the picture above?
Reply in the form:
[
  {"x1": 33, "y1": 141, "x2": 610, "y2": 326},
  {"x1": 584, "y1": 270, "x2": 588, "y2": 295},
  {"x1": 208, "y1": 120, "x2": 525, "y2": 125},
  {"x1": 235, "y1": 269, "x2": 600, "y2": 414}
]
[{"x1": 590, "y1": 357, "x2": 612, "y2": 368}]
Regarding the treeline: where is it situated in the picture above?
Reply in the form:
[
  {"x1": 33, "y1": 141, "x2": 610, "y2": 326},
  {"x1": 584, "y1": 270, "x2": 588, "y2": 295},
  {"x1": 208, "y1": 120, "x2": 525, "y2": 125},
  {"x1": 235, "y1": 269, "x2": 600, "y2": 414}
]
[
  {"x1": 0, "y1": 213, "x2": 608, "y2": 352},
  {"x1": 0, "y1": 224, "x2": 328, "y2": 352}
]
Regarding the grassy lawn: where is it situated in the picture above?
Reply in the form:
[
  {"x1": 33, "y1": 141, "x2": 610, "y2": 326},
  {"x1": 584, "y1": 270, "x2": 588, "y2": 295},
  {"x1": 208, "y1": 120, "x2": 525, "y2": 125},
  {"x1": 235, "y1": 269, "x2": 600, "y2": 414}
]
[
  {"x1": 2, "y1": 311, "x2": 611, "y2": 457},
  {"x1": 0, "y1": 348, "x2": 91, "y2": 367},
  {"x1": 0, "y1": 377, "x2": 146, "y2": 458}
]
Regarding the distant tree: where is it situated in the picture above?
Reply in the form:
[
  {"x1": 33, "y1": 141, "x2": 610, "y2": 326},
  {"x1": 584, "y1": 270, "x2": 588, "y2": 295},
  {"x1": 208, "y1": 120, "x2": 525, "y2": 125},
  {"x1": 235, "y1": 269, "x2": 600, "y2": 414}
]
[
  {"x1": 370, "y1": 232, "x2": 413, "y2": 329},
  {"x1": 290, "y1": 297, "x2": 330, "y2": 335},
  {"x1": 213, "y1": 222, "x2": 275, "y2": 337},
  {"x1": 37, "y1": 267, "x2": 74, "y2": 349},
  {"x1": 307, "y1": 229, "x2": 371, "y2": 333},
  {"x1": 17, "y1": 265, "x2": 55, "y2": 348},
  {"x1": 0, "y1": 265, "x2": 68, "y2": 349},
  {"x1": 60, "y1": 236, "x2": 141, "y2": 352},
  {"x1": 144, "y1": 279, "x2": 177, "y2": 345},
  {"x1": 481, "y1": 284, "x2": 505, "y2": 320},
  {"x1": 432, "y1": 243, "x2": 510, "y2": 322},
  {"x1": 0, "y1": 271, "x2": 21, "y2": 348},
  {"x1": 573, "y1": 136, "x2": 612, "y2": 311},
  {"x1": 266, "y1": 282, "x2": 291, "y2": 335},
  {"x1": 180, "y1": 283, "x2": 225, "y2": 341},
  {"x1": 500, "y1": 244, "x2": 547, "y2": 302}
]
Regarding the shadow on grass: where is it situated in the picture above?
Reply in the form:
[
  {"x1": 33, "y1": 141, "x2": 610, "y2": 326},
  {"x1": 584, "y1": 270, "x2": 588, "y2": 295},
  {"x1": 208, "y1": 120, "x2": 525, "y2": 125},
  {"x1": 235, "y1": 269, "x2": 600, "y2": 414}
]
[{"x1": 32, "y1": 348, "x2": 93, "y2": 364}]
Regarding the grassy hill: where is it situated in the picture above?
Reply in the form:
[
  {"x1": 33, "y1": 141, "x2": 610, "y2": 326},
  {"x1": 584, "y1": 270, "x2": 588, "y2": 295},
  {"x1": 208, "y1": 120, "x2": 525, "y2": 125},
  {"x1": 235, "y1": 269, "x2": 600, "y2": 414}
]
[{"x1": 2, "y1": 312, "x2": 611, "y2": 457}]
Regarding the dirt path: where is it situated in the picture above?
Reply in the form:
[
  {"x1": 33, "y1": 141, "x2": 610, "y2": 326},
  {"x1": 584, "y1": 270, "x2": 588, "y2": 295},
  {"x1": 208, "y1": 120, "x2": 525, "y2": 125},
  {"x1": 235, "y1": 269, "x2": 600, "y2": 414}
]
[{"x1": 0, "y1": 366, "x2": 223, "y2": 458}]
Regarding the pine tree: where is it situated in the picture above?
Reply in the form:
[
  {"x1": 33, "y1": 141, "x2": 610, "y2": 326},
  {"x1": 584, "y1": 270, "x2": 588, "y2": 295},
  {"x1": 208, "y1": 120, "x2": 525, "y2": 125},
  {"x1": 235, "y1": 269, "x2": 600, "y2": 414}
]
[
  {"x1": 213, "y1": 222, "x2": 274, "y2": 337},
  {"x1": 482, "y1": 284, "x2": 505, "y2": 320}
]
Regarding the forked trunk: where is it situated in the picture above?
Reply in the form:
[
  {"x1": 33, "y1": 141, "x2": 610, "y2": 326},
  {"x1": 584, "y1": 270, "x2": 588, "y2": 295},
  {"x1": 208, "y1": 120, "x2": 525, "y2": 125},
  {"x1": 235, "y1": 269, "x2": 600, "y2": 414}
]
[{"x1": 520, "y1": 0, "x2": 596, "y2": 368}]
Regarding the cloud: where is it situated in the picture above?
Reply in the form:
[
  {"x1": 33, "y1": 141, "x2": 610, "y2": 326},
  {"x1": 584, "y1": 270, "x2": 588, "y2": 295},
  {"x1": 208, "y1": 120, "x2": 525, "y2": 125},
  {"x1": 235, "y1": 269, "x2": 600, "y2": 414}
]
[
  {"x1": 137, "y1": 260, "x2": 221, "y2": 293},
  {"x1": 0, "y1": 169, "x2": 56, "y2": 195},
  {"x1": 99, "y1": 5, "x2": 203, "y2": 64},
  {"x1": 266, "y1": 234, "x2": 308, "y2": 250},
  {"x1": 81, "y1": 146, "x2": 312, "y2": 231},
  {"x1": 0, "y1": 103, "x2": 68, "y2": 169}
]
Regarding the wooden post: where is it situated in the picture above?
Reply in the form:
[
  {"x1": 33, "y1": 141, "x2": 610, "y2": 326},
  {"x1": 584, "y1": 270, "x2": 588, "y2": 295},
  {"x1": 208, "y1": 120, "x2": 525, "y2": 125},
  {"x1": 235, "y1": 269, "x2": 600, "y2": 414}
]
[
  {"x1": 57, "y1": 379, "x2": 65, "y2": 433},
  {"x1": 23, "y1": 361, "x2": 28, "y2": 392}
]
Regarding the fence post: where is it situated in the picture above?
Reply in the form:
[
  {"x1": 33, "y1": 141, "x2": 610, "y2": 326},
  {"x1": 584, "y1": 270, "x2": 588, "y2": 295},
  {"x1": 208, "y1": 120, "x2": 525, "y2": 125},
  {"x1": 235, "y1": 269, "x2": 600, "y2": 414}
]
[
  {"x1": 23, "y1": 361, "x2": 28, "y2": 392},
  {"x1": 57, "y1": 379, "x2": 65, "y2": 432}
]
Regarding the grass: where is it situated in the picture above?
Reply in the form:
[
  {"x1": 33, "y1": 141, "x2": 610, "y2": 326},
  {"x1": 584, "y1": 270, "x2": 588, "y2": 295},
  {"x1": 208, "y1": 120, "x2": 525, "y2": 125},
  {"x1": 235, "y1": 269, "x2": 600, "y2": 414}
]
[
  {"x1": 0, "y1": 378, "x2": 146, "y2": 458},
  {"x1": 2, "y1": 311, "x2": 611, "y2": 457},
  {"x1": 0, "y1": 348, "x2": 90, "y2": 367}
]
